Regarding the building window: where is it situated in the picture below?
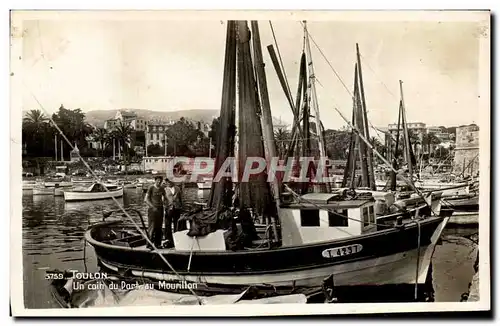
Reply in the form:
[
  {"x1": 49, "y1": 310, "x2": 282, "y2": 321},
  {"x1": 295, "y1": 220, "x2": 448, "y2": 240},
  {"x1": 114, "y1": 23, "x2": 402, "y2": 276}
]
[
  {"x1": 328, "y1": 209, "x2": 348, "y2": 227},
  {"x1": 300, "y1": 210, "x2": 320, "y2": 227}
]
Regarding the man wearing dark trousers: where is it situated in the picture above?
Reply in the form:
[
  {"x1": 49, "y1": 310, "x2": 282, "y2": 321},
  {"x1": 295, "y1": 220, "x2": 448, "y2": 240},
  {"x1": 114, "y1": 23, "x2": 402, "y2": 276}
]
[
  {"x1": 144, "y1": 176, "x2": 166, "y2": 249},
  {"x1": 164, "y1": 179, "x2": 184, "y2": 247}
]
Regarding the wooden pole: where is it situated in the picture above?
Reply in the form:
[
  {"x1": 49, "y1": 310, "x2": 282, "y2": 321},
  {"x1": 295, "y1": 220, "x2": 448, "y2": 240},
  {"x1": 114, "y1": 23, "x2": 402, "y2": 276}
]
[
  {"x1": 267, "y1": 45, "x2": 296, "y2": 114},
  {"x1": 356, "y1": 44, "x2": 376, "y2": 190},
  {"x1": 353, "y1": 64, "x2": 369, "y2": 187},
  {"x1": 399, "y1": 80, "x2": 414, "y2": 178},
  {"x1": 164, "y1": 134, "x2": 167, "y2": 156},
  {"x1": 304, "y1": 21, "x2": 330, "y2": 192},
  {"x1": 251, "y1": 20, "x2": 280, "y2": 242},
  {"x1": 54, "y1": 134, "x2": 57, "y2": 161},
  {"x1": 60, "y1": 140, "x2": 63, "y2": 162},
  {"x1": 209, "y1": 137, "x2": 212, "y2": 158}
]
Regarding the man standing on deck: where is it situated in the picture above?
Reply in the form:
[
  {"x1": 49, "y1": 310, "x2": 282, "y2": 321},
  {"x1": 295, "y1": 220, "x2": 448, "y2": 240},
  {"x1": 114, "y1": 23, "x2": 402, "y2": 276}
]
[
  {"x1": 144, "y1": 176, "x2": 167, "y2": 249},
  {"x1": 164, "y1": 179, "x2": 184, "y2": 247}
]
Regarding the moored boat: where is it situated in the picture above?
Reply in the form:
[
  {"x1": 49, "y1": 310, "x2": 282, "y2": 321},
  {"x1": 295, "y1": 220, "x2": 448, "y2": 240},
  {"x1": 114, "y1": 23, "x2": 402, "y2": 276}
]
[
  {"x1": 442, "y1": 193, "x2": 479, "y2": 212},
  {"x1": 63, "y1": 183, "x2": 123, "y2": 202},
  {"x1": 85, "y1": 20, "x2": 450, "y2": 297},
  {"x1": 86, "y1": 191, "x2": 449, "y2": 290},
  {"x1": 33, "y1": 185, "x2": 55, "y2": 195},
  {"x1": 22, "y1": 180, "x2": 37, "y2": 190}
]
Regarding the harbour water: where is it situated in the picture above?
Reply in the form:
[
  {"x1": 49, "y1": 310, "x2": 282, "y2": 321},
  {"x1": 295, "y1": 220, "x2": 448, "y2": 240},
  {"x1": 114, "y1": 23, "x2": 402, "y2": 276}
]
[{"x1": 21, "y1": 188, "x2": 478, "y2": 308}]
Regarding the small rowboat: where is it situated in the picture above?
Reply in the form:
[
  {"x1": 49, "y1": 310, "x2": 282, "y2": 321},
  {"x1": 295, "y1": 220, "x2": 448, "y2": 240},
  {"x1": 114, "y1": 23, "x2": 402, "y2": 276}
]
[
  {"x1": 63, "y1": 183, "x2": 123, "y2": 202},
  {"x1": 33, "y1": 185, "x2": 54, "y2": 195},
  {"x1": 22, "y1": 181, "x2": 37, "y2": 190}
]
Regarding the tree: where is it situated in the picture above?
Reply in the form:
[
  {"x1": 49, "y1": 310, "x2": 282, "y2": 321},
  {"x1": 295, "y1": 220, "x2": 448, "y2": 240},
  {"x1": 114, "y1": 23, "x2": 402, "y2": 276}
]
[
  {"x1": 208, "y1": 117, "x2": 220, "y2": 142},
  {"x1": 371, "y1": 137, "x2": 387, "y2": 160},
  {"x1": 51, "y1": 105, "x2": 93, "y2": 158},
  {"x1": 422, "y1": 132, "x2": 441, "y2": 157},
  {"x1": 165, "y1": 117, "x2": 205, "y2": 156},
  {"x1": 113, "y1": 120, "x2": 134, "y2": 172},
  {"x1": 146, "y1": 144, "x2": 164, "y2": 156},
  {"x1": 135, "y1": 130, "x2": 146, "y2": 147},
  {"x1": 324, "y1": 129, "x2": 351, "y2": 160},
  {"x1": 23, "y1": 109, "x2": 47, "y2": 130},
  {"x1": 274, "y1": 128, "x2": 290, "y2": 159},
  {"x1": 92, "y1": 127, "x2": 109, "y2": 157},
  {"x1": 22, "y1": 109, "x2": 56, "y2": 172},
  {"x1": 23, "y1": 109, "x2": 52, "y2": 157}
]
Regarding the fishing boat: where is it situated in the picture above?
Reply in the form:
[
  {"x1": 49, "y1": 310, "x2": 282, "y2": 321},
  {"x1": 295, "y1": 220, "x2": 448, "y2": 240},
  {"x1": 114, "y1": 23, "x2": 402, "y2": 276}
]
[
  {"x1": 43, "y1": 175, "x2": 73, "y2": 187},
  {"x1": 33, "y1": 185, "x2": 55, "y2": 195},
  {"x1": 54, "y1": 187, "x2": 65, "y2": 196},
  {"x1": 85, "y1": 21, "x2": 449, "y2": 294},
  {"x1": 71, "y1": 177, "x2": 98, "y2": 185},
  {"x1": 22, "y1": 180, "x2": 37, "y2": 190},
  {"x1": 86, "y1": 190, "x2": 447, "y2": 289},
  {"x1": 442, "y1": 193, "x2": 479, "y2": 212},
  {"x1": 63, "y1": 183, "x2": 123, "y2": 202}
]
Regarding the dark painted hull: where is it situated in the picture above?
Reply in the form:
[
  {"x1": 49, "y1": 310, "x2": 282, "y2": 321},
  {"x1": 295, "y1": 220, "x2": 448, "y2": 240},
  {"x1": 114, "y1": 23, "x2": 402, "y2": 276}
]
[
  {"x1": 86, "y1": 215, "x2": 449, "y2": 289},
  {"x1": 442, "y1": 195, "x2": 479, "y2": 212}
]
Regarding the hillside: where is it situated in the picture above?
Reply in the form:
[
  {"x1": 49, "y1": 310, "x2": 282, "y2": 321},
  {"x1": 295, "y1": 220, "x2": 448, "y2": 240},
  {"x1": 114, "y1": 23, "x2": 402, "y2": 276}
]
[{"x1": 84, "y1": 109, "x2": 220, "y2": 127}]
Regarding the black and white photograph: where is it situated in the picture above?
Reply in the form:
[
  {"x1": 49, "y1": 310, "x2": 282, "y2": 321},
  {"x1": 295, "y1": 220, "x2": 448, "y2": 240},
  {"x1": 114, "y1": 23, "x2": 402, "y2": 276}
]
[{"x1": 10, "y1": 10, "x2": 490, "y2": 316}]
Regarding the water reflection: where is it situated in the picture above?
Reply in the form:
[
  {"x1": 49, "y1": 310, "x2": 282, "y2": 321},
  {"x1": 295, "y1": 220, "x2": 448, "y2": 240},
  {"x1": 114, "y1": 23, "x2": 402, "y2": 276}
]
[{"x1": 22, "y1": 187, "x2": 204, "y2": 308}]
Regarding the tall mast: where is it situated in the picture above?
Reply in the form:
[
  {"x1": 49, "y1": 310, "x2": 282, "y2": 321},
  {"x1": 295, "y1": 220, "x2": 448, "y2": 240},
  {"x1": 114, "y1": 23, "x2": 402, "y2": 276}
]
[
  {"x1": 303, "y1": 21, "x2": 330, "y2": 192},
  {"x1": 251, "y1": 21, "x2": 280, "y2": 241},
  {"x1": 356, "y1": 44, "x2": 376, "y2": 190},
  {"x1": 390, "y1": 100, "x2": 403, "y2": 191},
  {"x1": 399, "y1": 80, "x2": 414, "y2": 178},
  {"x1": 54, "y1": 134, "x2": 58, "y2": 161},
  {"x1": 354, "y1": 64, "x2": 369, "y2": 187}
]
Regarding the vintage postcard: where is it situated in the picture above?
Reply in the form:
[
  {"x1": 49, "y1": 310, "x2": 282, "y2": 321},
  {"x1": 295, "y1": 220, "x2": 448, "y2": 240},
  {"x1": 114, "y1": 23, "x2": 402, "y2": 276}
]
[{"x1": 10, "y1": 10, "x2": 490, "y2": 316}]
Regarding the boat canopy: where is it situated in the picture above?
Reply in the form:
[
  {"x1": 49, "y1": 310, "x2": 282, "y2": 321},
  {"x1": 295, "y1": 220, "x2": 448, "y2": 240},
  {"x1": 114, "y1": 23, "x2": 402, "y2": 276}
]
[{"x1": 85, "y1": 183, "x2": 118, "y2": 192}]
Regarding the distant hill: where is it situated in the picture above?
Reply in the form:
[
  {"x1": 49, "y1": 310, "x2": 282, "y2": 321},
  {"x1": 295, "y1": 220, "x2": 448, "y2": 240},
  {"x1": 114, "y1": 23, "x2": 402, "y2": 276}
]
[{"x1": 84, "y1": 109, "x2": 220, "y2": 127}]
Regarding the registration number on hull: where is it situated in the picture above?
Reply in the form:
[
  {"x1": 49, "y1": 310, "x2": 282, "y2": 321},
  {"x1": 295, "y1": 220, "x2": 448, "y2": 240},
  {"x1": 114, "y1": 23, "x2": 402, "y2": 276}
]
[{"x1": 322, "y1": 244, "x2": 363, "y2": 258}]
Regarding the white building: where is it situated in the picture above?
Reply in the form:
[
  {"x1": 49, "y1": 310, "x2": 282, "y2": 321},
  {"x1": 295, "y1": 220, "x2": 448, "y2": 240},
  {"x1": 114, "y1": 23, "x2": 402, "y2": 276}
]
[
  {"x1": 146, "y1": 120, "x2": 174, "y2": 147},
  {"x1": 104, "y1": 110, "x2": 148, "y2": 132}
]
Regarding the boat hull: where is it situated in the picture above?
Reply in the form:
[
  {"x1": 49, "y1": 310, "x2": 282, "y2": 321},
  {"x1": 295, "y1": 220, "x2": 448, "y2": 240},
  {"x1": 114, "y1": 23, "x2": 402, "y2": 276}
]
[
  {"x1": 33, "y1": 187, "x2": 54, "y2": 195},
  {"x1": 442, "y1": 194, "x2": 479, "y2": 211},
  {"x1": 45, "y1": 181, "x2": 73, "y2": 187},
  {"x1": 87, "y1": 216, "x2": 448, "y2": 288},
  {"x1": 63, "y1": 188, "x2": 124, "y2": 201},
  {"x1": 22, "y1": 183, "x2": 36, "y2": 190}
]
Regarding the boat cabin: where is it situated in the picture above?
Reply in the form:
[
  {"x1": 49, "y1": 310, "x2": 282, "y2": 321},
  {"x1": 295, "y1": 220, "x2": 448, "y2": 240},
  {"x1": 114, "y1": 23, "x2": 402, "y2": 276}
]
[
  {"x1": 79, "y1": 183, "x2": 119, "y2": 192},
  {"x1": 279, "y1": 193, "x2": 377, "y2": 247}
]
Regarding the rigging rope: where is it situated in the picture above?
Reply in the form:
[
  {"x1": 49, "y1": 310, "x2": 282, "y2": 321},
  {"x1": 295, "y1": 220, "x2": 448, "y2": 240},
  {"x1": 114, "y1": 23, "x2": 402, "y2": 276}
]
[{"x1": 299, "y1": 21, "x2": 355, "y2": 101}]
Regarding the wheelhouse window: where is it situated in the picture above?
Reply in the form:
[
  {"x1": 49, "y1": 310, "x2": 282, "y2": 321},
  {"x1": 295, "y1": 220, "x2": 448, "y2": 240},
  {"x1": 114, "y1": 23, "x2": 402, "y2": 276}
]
[
  {"x1": 328, "y1": 209, "x2": 348, "y2": 227},
  {"x1": 363, "y1": 207, "x2": 370, "y2": 227},
  {"x1": 300, "y1": 209, "x2": 320, "y2": 227},
  {"x1": 369, "y1": 205, "x2": 375, "y2": 224}
]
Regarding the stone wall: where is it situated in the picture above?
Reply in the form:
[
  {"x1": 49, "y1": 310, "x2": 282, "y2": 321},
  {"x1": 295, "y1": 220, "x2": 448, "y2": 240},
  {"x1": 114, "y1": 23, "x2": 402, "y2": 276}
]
[{"x1": 453, "y1": 125, "x2": 479, "y2": 176}]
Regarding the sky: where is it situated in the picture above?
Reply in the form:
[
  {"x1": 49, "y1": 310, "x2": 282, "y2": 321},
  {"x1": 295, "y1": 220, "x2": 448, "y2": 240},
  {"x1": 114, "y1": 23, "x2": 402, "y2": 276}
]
[{"x1": 15, "y1": 11, "x2": 488, "y2": 130}]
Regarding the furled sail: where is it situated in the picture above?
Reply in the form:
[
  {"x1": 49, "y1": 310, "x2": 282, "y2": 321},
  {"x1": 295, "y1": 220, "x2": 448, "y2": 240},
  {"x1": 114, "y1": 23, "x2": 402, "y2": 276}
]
[
  {"x1": 208, "y1": 21, "x2": 237, "y2": 211},
  {"x1": 235, "y1": 21, "x2": 273, "y2": 216}
]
